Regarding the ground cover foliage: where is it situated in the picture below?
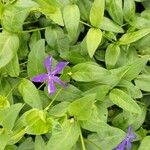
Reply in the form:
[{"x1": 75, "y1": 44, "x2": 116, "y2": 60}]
[{"x1": 0, "y1": 0, "x2": 150, "y2": 149}]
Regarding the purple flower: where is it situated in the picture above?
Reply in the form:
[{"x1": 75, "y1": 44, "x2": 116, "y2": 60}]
[
  {"x1": 32, "y1": 56, "x2": 68, "y2": 95},
  {"x1": 113, "y1": 126, "x2": 136, "y2": 150}
]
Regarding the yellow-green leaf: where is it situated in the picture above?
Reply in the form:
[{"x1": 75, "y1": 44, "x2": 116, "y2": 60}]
[
  {"x1": 86, "y1": 28, "x2": 102, "y2": 58},
  {"x1": 90, "y1": 0, "x2": 105, "y2": 27}
]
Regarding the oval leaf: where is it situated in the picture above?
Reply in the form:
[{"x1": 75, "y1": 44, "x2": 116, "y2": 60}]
[
  {"x1": 63, "y1": 4, "x2": 80, "y2": 40},
  {"x1": 86, "y1": 28, "x2": 102, "y2": 58},
  {"x1": 46, "y1": 120, "x2": 80, "y2": 150},
  {"x1": 109, "y1": 88, "x2": 141, "y2": 114},
  {"x1": 105, "y1": 43, "x2": 120, "y2": 69},
  {"x1": 0, "y1": 32, "x2": 19, "y2": 69},
  {"x1": 119, "y1": 28, "x2": 150, "y2": 45},
  {"x1": 27, "y1": 39, "x2": 47, "y2": 77},
  {"x1": 18, "y1": 79, "x2": 42, "y2": 109},
  {"x1": 68, "y1": 94, "x2": 96, "y2": 120},
  {"x1": 90, "y1": 0, "x2": 105, "y2": 27},
  {"x1": 72, "y1": 62, "x2": 110, "y2": 82}
]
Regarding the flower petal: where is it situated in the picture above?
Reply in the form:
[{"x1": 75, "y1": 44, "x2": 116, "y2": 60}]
[
  {"x1": 52, "y1": 76, "x2": 67, "y2": 87},
  {"x1": 126, "y1": 140, "x2": 131, "y2": 150},
  {"x1": 113, "y1": 140, "x2": 126, "y2": 150},
  {"x1": 32, "y1": 74, "x2": 48, "y2": 83},
  {"x1": 44, "y1": 56, "x2": 52, "y2": 74},
  {"x1": 48, "y1": 79, "x2": 56, "y2": 95},
  {"x1": 52, "y1": 61, "x2": 68, "y2": 75}
]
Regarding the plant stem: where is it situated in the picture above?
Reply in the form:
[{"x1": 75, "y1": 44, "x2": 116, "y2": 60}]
[
  {"x1": 79, "y1": 128, "x2": 86, "y2": 150},
  {"x1": 20, "y1": 27, "x2": 48, "y2": 33},
  {"x1": 44, "y1": 88, "x2": 62, "y2": 111},
  {"x1": 38, "y1": 82, "x2": 45, "y2": 90},
  {"x1": 79, "y1": 20, "x2": 92, "y2": 28}
]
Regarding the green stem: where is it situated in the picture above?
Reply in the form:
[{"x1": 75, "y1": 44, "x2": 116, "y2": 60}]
[
  {"x1": 44, "y1": 88, "x2": 62, "y2": 111},
  {"x1": 20, "y1": 27, "x2": 48, "y2": 33},
  {"x1": 19, "y1": 61, "x2": 28, "y2": 66},
  {"x1": 38, "y1": 82, "x2": 45, "y2": 90},
  {"x1": 80, "y1": 128, "x2": 86, "y2": 150},
  {"x1": 6, "y1": 82, "x2": 19, "y2": 98},
  {"x1": 79, "y1": 20, "x2": 92, "y2": 28}
]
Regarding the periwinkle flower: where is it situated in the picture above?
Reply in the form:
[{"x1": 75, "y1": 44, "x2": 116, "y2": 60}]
[
  {"x1": 113, "y1": 126, "x2": 136, "y2": 150},
  {"x1": 32, "y1": 56, "x2": 68, "y2": 95}
]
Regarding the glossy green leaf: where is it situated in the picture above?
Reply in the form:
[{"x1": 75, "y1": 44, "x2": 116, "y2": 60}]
[
  {"x1": 48, "y1": 8, "x2": 64, "y2": 26},
  {"x1": 135, "y1": 74, "x2": 150, "y2": 92},
  {"x1": 123, "y1": 0, "x2": 135, "y2": 22},
  {"x1": 86, "y1": 28, "x2": 102, "y2": 58},
  {"x1": 0, "y1": 103, "x2": 23, "y2": 130},
  {"x1": 46, "y1": 119, "x2": 80, "y2": 150},
  {"x1": 0, "y1": 32, "x2": 19, "y2": 69},
  {"x1": 50, "y1": 84, "x2": 82, "y2": 102},
  {"x1": 138, "y1": 136, "x2": 150, "y2": 150},
  {"x1": 90, "y1": 0, "x2": 105, "y2": 27},
  {"x1": 25, "y1": 109, "x2": 52, "y2": 135},
  {"x1": 68, "y1": 94, "x2": 96, "y2": 120},
  {"x1": 63, "y1": 4, "x2": 80, "y2": 40},
  {"x1": 118, "y1": 80, "x2": 142, "y2": 99},
  {"x1": 72, "y1": 62, "x2": 110, "y2": 82},
  {"x1": 0, "y1": 96, "x2": 10, "y2": 109},
  {"x1": 2, "y1": 0, "x2": 37, "y2": 32},
  {"x1": 119, "y1": 28, "x2": 150, "y2": 45},
  {"x1": 109, "y1": 88, "x2": 141, "y2": 114},
  {"x1": 5, "y1": 55, "x2": 20, "y2": 77},
  {"x1": 27, "y1": 39, "x2": 47, "y2": 77},
  {"x1": 105, "y1": 43, "x2": 120, "y2": 69},
  {"x1": 34, "y1": 136, "x2": 46, "y2": 150},
  {"x1": 17, "y1": 137, "x2": 34, "y2": 150},
  {"x1": 18, "y1": 79, "x2": 42, "y2": 109},
  {"x1": 106, "y1": 0, "x2": 123, "y2": 25},
  {"x1": 100, "y1": 17, "x2": 124, "y2": 33}
]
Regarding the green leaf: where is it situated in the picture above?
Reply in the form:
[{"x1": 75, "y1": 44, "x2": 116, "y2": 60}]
[
  {"x1": 68, "y1": 94, "x2": 96, "y2": 120},
  {"x1": 111, "y1": 57, "x2": 148, "y2": 81},
  {"x1": 63, "y1": 4, "x2": 80, "y2": 40},
  {"x1": 25, "y1": 109, "x2": 52, "y2": 135},
  {"x1": 18, "y1": 79, "x2": 42, "y2": 109},
  {"x1": 138, "y1": 136, "x2": 150, "y2": 150},
  {"x1": 119, "y1": 28, "x2": 150, "y2": 45},
  {"x1": 34, "y1": 136, "x2": 46, "y2": 150},
  {"x1": 0, "y1": 32, "x2": 19, "y2": 69},
  {"x1": 0, "y1": 103, "x2": 23, "y2": 130},
  {"x1": 90, "y1": 0, "x2": 105, "y2": 27},
  {"x1": 118, "y1": 80, "x2": 142, "y2": 99},
  {"x1": 105, "y1": 43, "x2": 120, "y2": 69},
  {"x1": 17, "y1": 137, "x2": 34, "y2": 150},
  {"x1": 81, "y1": 110, "x2": 125, "y2": 150},
  {"x1": 82, "y1": 85, "x2": 110, "y2": 102},
  {"x1": 45, "y1": 119, "x2": 80, "y2": 150},
  {"x1": 48, "y1": 8, "x2": 64, "y2": 26},
  {"x1": 123, "y1": 0, "x2": 135, "y2": 22},
  {"x1": 50, "y1": 84, "x2": 82, "y2": 102},
  {"x1": 135, "y1": 74, "x2": 150, "y2": 92},
  {"x1": 49, "y1": 102, "x2": 70, "y2": 117},
  {"x1": 1, "y1": 0, "x2": 37, "y2": 32},
  {"x1": 109, "y1": 88, "x2": 141, "y2": 114},
  {"x1": 122, "y1": 57, "x2": 148, "y2": 81},
  {"x1": 100, "y1": 17, "x2": 124, "y2": 33},
  {"x1": 112, "y1": 105, "x2": 147, "y2": 130},
  {"x1": 27, "y1": 39, "x2": 47, "y2": 77},
  {"x1": 0, "y1": 96, "x2": 10, "y2": 109},
  {"x1": 72, "y1": 62, "x2": 110, "y2": 82},
  {"x1": 86, "y1": 28, "x2": 102, "y2": 58},
  {"x1": 5, "y1": 55, "x2": 20, "y2": 77},
  {"x1": 29, "y1": 31, "x2": 41, "y2": 50},
  {"x1": 0, "y1": 132, "x2": 9, "y2": 150},
  {"x1": 106, "y1": 0, "x2": 123, "y2": 25}
]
